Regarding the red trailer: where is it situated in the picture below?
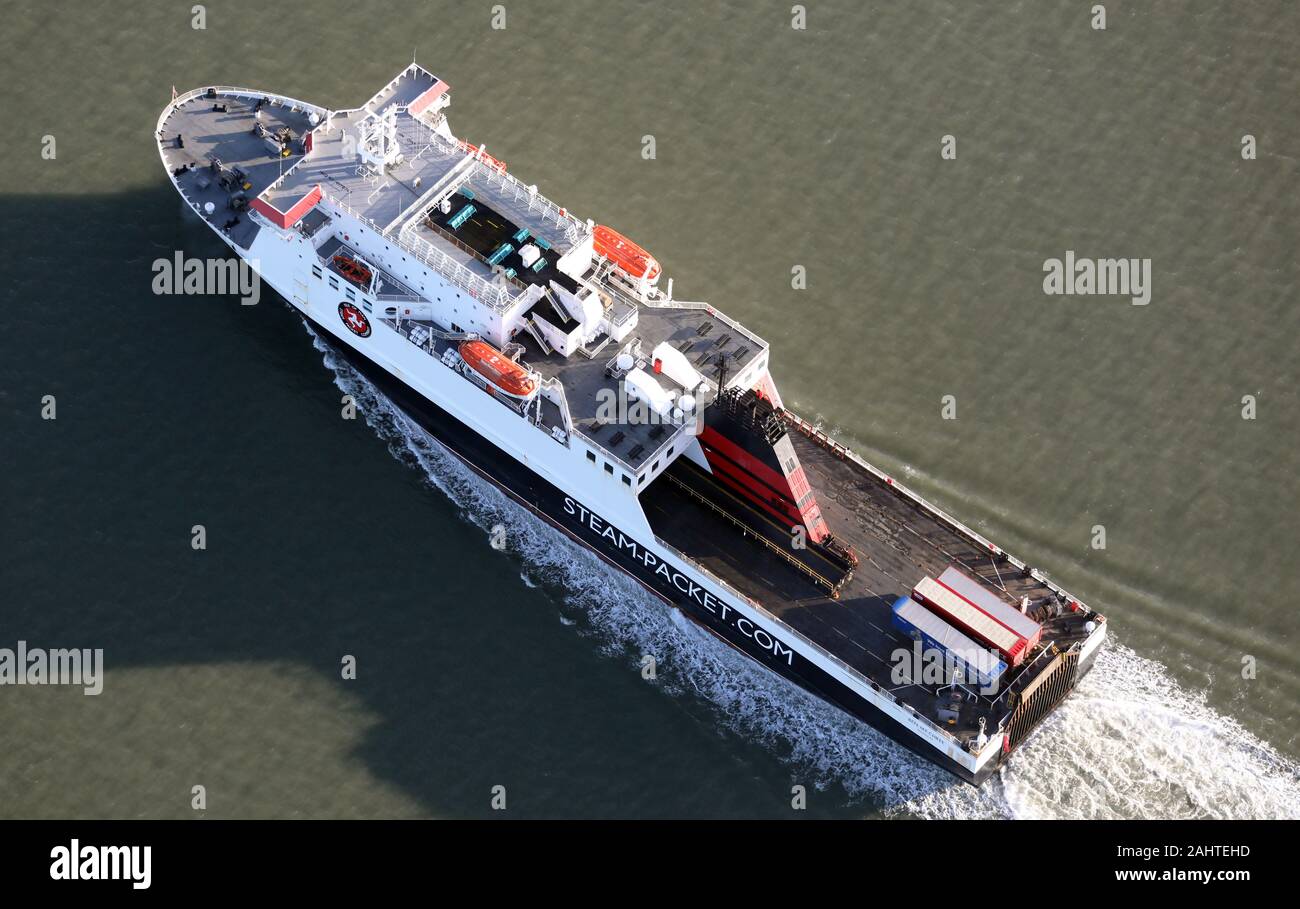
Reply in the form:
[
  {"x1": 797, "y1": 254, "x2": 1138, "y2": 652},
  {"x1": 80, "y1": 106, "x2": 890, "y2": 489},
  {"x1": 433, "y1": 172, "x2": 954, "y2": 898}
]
[{"x1": 913, "y1": 569, "x2": 1042, "y2": 667}]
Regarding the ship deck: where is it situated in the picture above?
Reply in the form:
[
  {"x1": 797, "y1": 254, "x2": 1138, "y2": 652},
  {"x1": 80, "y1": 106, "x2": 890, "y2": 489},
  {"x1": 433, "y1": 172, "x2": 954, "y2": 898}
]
[
  {"x1": 426, "y1": 190, "x2": 577, "y2": 294},
  {"x1": 157, "y1": 90, "x2": 317, "y2": 249},
  {"x1": 517, "y1": 304, "x2": 767, "y2": 473},
  {"x1": 641, "y1": 427, "x2": 1096, "y2": 742}
]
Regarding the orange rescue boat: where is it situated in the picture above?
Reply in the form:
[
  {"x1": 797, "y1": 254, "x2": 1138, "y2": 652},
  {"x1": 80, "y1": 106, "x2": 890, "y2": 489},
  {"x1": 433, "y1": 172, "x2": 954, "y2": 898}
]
[
  {"x1": 333, "y1": 254, "x2": 372, "y2": 289},
  {"x1": 459, "y1": 340, "x2": 537, "y2": 399},
  {"x1": 593, "y1": 225, "x2": 660, "y2": 283}
]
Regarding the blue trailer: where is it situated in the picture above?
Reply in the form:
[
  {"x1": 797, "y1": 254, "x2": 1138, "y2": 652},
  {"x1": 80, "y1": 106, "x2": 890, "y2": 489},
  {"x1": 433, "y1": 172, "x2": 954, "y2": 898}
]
[{"x1": 891, "y1": 595, "x2": 1007, "y2": 690}]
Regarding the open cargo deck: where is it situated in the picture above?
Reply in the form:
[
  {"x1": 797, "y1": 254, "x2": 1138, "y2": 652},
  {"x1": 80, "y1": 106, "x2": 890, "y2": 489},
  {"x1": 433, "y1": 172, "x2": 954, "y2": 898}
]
[{"x1": 641, "y1": 418, "x2": 1100, "y2": 750}]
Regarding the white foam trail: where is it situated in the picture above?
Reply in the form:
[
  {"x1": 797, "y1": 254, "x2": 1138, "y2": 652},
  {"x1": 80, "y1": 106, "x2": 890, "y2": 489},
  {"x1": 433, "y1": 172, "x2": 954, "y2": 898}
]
[
  {"x1": 310, "y1": 331, "x2": 1300, "y2": 819},
  {"x1": 996, "y1": 644, "x2": 1300, "y2": 819}
]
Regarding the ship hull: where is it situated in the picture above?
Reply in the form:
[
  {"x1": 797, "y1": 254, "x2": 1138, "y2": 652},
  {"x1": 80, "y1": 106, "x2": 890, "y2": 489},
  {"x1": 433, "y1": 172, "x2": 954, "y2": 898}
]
[{"x1": 301, "y1": 309, "x2": 997, "y2": 786}]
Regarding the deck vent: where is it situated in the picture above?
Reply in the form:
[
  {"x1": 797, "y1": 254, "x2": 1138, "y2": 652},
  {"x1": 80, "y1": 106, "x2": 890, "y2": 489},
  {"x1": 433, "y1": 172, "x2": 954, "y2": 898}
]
[
  {"x1": 696, "y1": 322, "x2": 714, "y2": 336},
  {"x1": 608, "y1": 431, "x2": 626, "y2": 446},
  {"x1": 627, "y1": 444, "x2": 645, "y2": 460}
]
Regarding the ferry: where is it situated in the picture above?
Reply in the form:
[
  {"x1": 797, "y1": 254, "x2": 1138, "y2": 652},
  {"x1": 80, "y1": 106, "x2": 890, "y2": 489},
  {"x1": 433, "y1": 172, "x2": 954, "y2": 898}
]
[{"x1": 155, "y1": 66, "x2": 1107, "y2": 785}]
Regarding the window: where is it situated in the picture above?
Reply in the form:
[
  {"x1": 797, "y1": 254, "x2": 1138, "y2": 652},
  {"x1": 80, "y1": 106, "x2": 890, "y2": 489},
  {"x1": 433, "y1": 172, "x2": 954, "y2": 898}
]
[
  {"x1": 311, "y1": 265, "x2": 322, "y2": 278},
  {"x1": 603, "y1": 463, "x2": 613, "y2": 476},
  {"x1": 621, "y1": 474, "x2": 631, "y2": 487},
  {"x1": 586, "y1": 451, "x2": 596, "y2": 464},
  {"x1": 651, "y1": 460, "x2": 659, "y2": 471},
  {"x1": 328, "y1": 277, "x2": 339, "y2": 289}
]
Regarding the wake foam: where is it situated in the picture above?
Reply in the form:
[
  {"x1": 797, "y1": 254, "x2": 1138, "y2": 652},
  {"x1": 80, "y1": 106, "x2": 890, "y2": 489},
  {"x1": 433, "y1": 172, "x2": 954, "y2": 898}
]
[{"x1": 310, "y1": 331, "x2": 1300, "y2": 819}]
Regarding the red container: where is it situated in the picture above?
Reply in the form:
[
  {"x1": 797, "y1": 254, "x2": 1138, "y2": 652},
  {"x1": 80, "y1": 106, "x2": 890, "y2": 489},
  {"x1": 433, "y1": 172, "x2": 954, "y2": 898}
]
[{"x1": 912, "y1": 573, "x2": 1037, "y2": 667}]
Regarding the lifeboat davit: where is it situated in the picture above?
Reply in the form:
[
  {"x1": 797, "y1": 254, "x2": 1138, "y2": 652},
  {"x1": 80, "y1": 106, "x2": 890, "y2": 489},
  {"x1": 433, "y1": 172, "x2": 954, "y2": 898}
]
[
  {"x1": 459, "y1": 340, "x2": 537, "y2": 399},
  {"x1": 457, "y1": 140, "x2": 507, "y2": 174},
  {"x1": 333, "y1": 254, "x2": 372, "y2": 289},
  {"x1": 593, "y1": 225, "x2": 660, "y2": 284}
]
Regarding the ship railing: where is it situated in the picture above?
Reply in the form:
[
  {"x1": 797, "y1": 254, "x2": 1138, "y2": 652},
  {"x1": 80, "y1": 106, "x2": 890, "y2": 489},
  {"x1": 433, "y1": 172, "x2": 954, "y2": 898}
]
[
  {"x1": 396, "y1": 221, "x2": 513, "y2": 311},
  {"x1": 160, "y1": 86, "x2": 328, "y2": 213},
  {"x1": 649, "y1": 533, "x2": 970, "y2": 750},
  {"x1": 157, "y1": 85, "x2": 329, "y2": 136},
  {"x1": 396, "y1": 110, "x2": 583, "y2": 248},
  {"x1": 576, "y1": 276, "x2": 639, "y2": 330},
  {"x1": 398, "y1": 109, "x2": 458, "y2": 155},
  {"x1": 593, "y1": 264, "x2": 767, "y2": 350},
  {"x1": 417, "y1": 219, "x2": 529, "y2": 300},
  {"x1": 540, "y1": 377, "x2": 574, "y2": 436},
  {"x1": 312, "y1": 189, "x2": 376, "y2": 231},
  {"x1": 382, "y1": 316, "x2": 552, "y2": 427},
  {"x1": 469, "y1": 157, "x2": 584, "y2": 247},
  {"x1": 644, "y1": 292, "x2": 768, "y2": 350},
  {"x1": 382, "y1": 314, "x2": 477, "y2": 345},
  {"x1": 607, "y1": 296, "x2": 639, "y2": 329},
  {"x1": 779, "y1": 409, "x2": 1097, "y2": 618}
]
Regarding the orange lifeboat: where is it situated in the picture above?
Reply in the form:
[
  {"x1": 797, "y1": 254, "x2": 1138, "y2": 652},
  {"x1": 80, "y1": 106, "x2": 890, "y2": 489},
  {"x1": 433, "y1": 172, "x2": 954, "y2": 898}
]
[
  {"x1": 593, "y1": 225, "x2": 660, "y2": 283},
  {"x1": 459, "y1": 340, "x2": 537, "y2": 399},
  {"x1": 457, "y1": 140, "x2": 507, "y2": 174},
  {"x1": 333, "y1": 254, "x2": 372, "y2": 289}
]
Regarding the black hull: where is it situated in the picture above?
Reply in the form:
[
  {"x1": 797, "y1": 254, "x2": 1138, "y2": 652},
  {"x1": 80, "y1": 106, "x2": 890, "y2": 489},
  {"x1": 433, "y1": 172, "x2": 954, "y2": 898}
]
[{"x1": 305, "y1": 314, "x2": 996, "y2": 786}]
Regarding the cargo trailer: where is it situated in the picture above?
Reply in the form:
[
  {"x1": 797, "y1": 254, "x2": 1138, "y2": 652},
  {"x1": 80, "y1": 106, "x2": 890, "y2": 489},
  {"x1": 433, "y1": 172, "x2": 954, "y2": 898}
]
[
  {"x1": 913, "y1": 573, "x2": 1036, "y2": 666},
  {"x1": 936, "y1": 566, "x2": 1043, "y2": 649},
  {"x1": 891, "y1": 595, "x2": 1007, "y2": 689}
]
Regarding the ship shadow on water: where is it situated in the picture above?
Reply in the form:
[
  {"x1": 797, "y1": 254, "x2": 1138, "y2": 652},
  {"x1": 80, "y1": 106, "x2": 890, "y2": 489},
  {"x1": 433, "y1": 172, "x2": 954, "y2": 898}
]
[{"x1": 3, "y1": 187, "x2": 979, "y2": 818}]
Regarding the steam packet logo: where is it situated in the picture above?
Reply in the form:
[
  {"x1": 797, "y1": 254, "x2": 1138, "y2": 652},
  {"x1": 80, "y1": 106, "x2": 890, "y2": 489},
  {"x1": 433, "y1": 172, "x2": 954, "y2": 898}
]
[{"x1": 339, "y1": 302, "x2": 371, "y2": 338}]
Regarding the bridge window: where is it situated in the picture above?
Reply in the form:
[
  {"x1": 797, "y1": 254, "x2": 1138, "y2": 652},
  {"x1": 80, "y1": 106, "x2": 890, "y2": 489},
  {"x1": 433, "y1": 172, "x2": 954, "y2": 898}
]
[{"x1": 586, "y1": 451, "x2": 596, "y2": 464}]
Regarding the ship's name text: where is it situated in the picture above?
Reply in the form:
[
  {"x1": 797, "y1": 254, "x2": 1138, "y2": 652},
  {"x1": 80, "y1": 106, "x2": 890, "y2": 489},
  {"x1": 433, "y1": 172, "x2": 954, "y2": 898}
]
[{"x1": 563, "y1": 497, "x2": 794, "y2": 666}]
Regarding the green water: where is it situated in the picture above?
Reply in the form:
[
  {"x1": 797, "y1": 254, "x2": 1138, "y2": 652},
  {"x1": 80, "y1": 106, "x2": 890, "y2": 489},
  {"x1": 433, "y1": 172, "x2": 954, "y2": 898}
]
[{"x1": 2, "y1": 0, "x2": 1297, "y2": 818}]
